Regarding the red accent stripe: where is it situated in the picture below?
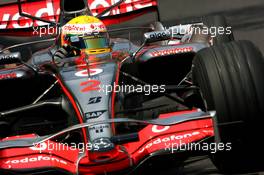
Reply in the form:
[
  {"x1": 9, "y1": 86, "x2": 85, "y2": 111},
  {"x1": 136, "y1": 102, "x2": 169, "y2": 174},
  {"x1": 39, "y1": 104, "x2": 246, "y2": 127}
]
[
  {"x1": 56, "y1": 77, "x2": 88, "y2": 145},
  {"x1": 111, "y1": 62, "x2": 121, "y2": 134}
]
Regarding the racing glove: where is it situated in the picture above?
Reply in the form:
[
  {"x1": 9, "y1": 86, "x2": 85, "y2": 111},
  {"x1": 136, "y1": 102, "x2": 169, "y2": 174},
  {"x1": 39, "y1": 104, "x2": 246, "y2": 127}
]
[{"x1": 53, "y1": 44, "x2": 80, "y2": 61}]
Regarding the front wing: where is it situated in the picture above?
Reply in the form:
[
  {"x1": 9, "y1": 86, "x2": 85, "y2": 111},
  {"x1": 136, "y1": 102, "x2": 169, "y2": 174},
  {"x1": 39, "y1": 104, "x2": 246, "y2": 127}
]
[{"x1": 0, "y1": 109, "x2": 216, "y2": 174}]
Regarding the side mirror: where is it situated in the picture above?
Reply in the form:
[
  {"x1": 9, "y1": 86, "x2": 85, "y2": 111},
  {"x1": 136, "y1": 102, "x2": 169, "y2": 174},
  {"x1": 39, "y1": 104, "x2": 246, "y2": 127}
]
[
  {"x1": 0, "y1": 52, "x2": 21, "y2": 65},
  {"x1": 144, "y1": 30, "x2": 171, "y2": 44}
]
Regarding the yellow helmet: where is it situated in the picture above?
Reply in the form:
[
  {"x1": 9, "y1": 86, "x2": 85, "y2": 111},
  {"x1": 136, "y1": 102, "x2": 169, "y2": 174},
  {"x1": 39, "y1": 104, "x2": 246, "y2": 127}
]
[{"x1": 61, "y1": 16, "x2": 111, "y2": 55}]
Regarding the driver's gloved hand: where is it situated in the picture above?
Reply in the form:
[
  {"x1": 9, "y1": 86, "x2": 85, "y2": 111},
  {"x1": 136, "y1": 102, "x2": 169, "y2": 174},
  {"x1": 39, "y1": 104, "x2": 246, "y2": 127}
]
[{"x1": 53, "y1": 44, "x2": 80, "y2": 61}]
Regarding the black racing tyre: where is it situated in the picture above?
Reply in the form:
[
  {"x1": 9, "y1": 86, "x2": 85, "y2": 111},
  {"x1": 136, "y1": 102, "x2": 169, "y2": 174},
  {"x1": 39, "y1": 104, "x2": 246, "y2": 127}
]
[
  {"x1": 192, "y1": 40, "x2": 264, "y2": 173},
  {"x1": 202, "y1": 15, "x2": 234, "y2": 44}
]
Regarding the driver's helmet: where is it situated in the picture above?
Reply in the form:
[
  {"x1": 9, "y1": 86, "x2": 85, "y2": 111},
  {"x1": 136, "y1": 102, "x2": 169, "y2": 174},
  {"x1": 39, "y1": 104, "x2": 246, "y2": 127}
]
[{"x1": 61, "y1": 15, "x2": 110, "y2": 55}]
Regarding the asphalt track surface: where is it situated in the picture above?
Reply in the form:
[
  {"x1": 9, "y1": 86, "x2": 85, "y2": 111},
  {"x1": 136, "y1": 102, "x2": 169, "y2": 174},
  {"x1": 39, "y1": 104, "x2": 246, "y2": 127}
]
[{"x1": 110, "y1": 0, "x2": 264, "y2": 174}]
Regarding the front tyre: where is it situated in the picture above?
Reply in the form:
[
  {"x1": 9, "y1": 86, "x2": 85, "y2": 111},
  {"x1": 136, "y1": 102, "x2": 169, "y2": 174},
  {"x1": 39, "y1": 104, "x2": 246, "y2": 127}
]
[{"x1": 192, "y1": 40, "x2": 264, "y2": 173}]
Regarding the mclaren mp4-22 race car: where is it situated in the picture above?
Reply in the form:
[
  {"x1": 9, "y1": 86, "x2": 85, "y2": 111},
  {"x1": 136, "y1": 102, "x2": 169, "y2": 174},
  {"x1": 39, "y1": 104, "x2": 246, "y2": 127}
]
[{"x1": 0, "y1": 0, "x2": 263, "y2": 174}]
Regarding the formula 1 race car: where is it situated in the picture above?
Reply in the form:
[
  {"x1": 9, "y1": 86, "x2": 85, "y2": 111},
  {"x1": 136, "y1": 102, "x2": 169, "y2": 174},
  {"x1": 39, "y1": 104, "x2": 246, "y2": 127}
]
[{"x1": 0, "y1": 0, "x2": 263, "y2": 175}]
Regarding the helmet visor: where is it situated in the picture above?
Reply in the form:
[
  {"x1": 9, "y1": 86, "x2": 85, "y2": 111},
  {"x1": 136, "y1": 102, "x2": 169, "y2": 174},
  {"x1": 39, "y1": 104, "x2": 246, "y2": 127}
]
[{"x1": 69, "y1": 34, "x2": 109, "y2": 50}]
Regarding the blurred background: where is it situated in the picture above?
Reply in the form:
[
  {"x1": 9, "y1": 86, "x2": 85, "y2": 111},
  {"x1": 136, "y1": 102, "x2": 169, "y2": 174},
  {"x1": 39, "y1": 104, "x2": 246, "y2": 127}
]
[{"x1": 110, "y1": 0, "x2": 264, "y2": 55}]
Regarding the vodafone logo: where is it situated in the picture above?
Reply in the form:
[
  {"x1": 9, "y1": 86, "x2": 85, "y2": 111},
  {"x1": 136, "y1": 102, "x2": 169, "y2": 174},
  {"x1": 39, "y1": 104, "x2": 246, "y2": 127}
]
[
  {"x1": 5, "y1": 155, "x2": 67, "y2": 165},
  {"x1": 0, "y1": 0, "x2": 157, "y2": 29},
  {"x1": 29, "y1": 142, "x2": 47, "y2": 152},
  {"x1": 90, "y1": 0, "x2": 155, "y2": 16},
  {"x1": 152, "y1": 125, "x2": 170, "y2": 133},
  {"x1": 75, "y1": 68, "x2": 103, "y2": 77},
  {"x1": 138, "y1": 131, "x2": 200, "y2": 153},
  {"x1": 0, "y1": 0, "x2": 58, "y2": 29}
]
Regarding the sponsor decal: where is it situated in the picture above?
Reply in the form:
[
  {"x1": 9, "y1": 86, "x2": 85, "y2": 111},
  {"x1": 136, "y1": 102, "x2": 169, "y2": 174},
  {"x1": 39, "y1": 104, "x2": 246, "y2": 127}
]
[
  {"x1": 152, "y1": 125, "x2": 170, "y2": 133},
  {"x1": 29, "y1": 142, "x2": 47, "y2": 152},
  {"x1": 144, "y1": 30, "x2": 171, "y2": 42},
  {"x1": 0, "y1": 53, "x2": 19, "y2": 61},
  {"x1": 89, "y1": 124, "x2": 109, "y2": 132},
  {"x1": 0, "y1": 0, "x2": 59, "y2": 29},
  {"x1": 93, "y1": 138, "x2": 113, "y2": 149},
  {"x1": 89, "y1": 0, "x2": 156, "y2": 16},
  {"x1": 75, "y1": 68, "x2": 103, "y2": 77},
  {"x1": 80, "y1": 79, "x2": 101, "y2": 92},
  {"x1": 0, "y1": 0, "x2": 157, "y2": 29},
  {"x1": 0, "y1": 72, "x2": 17, "y2": 80},
  {"x1": 63, "y1": 23, "x2": 106, "y2": 35},
  {"x1": 149, "y1": 31, "x2": 169, "y2": 40},
  {"x1": 151, "y1": 47, "x2": 194, "y2": 57},
  {"x1": 85, "y1": 110, "x2": 106, "y2": 119},
  {"x1": 62, "y1": 24, "x2": 87, "y2": 34},
  {"x1": 138, "y1": 131, "x2": 200, "y2": 153},
  {"x1": 4, "y1": 155, "x2": 67, "y2": 165},
  {"x1": 88, "y1": 97, "x2": 102, "y2": 104}
]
